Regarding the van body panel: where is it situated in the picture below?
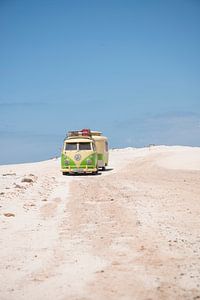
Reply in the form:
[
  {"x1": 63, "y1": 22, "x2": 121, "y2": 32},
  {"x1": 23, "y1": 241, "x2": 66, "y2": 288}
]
[
  {"x1": 91, "y1": 135, "x2": 109, "y2": 168},
  {"x1": 61, "y1": 139, "x2": 98, "y2": 173}
]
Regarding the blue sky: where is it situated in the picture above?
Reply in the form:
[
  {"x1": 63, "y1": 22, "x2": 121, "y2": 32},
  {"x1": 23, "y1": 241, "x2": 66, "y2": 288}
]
[{"x1": 0, "y1": 0, "x2": 200, "y2": 164}]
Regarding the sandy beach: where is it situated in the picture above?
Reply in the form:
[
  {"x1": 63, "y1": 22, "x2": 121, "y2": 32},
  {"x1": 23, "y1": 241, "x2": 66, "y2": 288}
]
[{"x1": 0, "y1": 146, "x2": 200, "y2": 300}]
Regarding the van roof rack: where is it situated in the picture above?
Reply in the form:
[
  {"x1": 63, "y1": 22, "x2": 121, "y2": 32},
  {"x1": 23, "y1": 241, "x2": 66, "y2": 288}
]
[
  {"x1": 91, "y1": 131, "x2": 102, "y2": 136},
  {"x1": 67, "y1": 128, "x2": 92, "y2": 138}
]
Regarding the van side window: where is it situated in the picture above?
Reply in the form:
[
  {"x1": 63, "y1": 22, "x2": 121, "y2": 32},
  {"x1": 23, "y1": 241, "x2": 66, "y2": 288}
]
[
  {"x1": 105, "y1": 141, "x2": 108, "y2": 151},
  {"x1": 92, "y1": 143, "x2": 96, "y2": 151}
]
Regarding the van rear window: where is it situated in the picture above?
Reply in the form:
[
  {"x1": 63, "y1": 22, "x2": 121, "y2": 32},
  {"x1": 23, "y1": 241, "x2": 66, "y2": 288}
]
[
  {"x1": 65, "y1": 143, "x2": 77, "y2": 150},
  {"x1": 79, "y1": 143, "x2": 91, "y2": 150}
]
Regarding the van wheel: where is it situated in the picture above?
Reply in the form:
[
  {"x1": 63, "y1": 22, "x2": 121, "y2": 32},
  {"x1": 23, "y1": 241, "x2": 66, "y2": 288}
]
[
  {"x1": 92, "y1": 167, "x2": 98, "y2": 175},
  {"x1": 62, "y1": 172, "x2": 69, "y2": 175}
]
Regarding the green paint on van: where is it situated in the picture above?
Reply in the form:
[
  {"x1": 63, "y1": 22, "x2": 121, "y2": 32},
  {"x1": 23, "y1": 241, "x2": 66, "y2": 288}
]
[
  {"x1": 97, "y1": 153, "x2": 104, "y2": 160},
  {"x1": 80, "y1": 153, "x2": 97, "y2": 168},
  {"x1": 61, "y1": 154, "x2": 76, "y2": 169}
]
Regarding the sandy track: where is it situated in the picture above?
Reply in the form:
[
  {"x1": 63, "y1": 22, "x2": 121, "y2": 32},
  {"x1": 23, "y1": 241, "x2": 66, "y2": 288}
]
[{"x1": 0, "y1": 147, "x2": 200, "y2": 300}]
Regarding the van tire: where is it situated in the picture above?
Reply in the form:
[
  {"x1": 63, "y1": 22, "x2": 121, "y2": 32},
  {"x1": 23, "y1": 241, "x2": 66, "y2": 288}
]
[
  {"x1": 92, "y1": 167, "x2": 98, "y2": 175},
  {"x1": 62, "y1": 172, "x2": 69, "y2": 175}
]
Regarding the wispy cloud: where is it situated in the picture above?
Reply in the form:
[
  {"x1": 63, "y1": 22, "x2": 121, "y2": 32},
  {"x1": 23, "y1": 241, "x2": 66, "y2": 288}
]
[{"x1": 0, "y1": 101, "x2": 47, "y2": 107}]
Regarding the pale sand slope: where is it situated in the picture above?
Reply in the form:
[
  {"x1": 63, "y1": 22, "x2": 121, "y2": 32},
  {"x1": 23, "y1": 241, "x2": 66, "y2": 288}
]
[{"x1": 0, "y1": 146, "x2": 200, "y2": 300}]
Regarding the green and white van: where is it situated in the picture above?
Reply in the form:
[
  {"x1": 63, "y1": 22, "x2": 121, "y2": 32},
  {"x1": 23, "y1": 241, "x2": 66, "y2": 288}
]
[{"x1": 61, "y1": 129, "x2": 109, "y2": 175}]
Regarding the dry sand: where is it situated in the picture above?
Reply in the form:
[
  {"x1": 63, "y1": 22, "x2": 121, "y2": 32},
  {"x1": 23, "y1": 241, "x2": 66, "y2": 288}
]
[{"x1": 0, "y1": 146, "x2": 200, "y2": 300}]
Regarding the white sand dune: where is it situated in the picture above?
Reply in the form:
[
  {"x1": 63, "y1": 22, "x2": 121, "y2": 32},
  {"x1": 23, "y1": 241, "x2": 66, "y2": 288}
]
[
  {"x1": 0, "y1": 146, "x2": 200, "y2": 300},
  {"x1": 155, "y1": 146, "x2": 200, "y2": 170}
]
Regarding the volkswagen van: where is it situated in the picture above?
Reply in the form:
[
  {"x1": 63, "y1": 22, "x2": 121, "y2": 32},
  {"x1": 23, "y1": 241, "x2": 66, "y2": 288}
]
[
  {"x1": 61, "y1": 129, "x2": 109, "y2": 175},
  {"x1": 61, "y1": 129, "x2": 98, "y2": 174}
]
